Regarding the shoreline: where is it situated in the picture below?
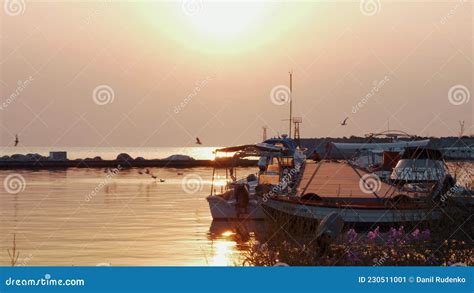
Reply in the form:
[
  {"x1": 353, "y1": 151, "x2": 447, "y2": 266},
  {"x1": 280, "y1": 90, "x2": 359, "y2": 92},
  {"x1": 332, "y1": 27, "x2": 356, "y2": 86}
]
[{"x1": 0, "y1": 158, "x2": 258, "y2": 169}]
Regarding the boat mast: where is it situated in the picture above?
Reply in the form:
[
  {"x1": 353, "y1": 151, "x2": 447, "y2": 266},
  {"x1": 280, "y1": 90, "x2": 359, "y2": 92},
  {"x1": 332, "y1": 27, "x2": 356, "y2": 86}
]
[{"x1": 289, "y1": 71, "x2": 293, "y2": 139}]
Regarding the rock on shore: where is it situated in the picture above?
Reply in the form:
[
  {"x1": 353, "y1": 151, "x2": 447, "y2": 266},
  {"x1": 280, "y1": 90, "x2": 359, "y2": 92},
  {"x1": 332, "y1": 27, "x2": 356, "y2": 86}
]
[{"x1": 163, "y1": 154, "x2": 195, "y2": 161}]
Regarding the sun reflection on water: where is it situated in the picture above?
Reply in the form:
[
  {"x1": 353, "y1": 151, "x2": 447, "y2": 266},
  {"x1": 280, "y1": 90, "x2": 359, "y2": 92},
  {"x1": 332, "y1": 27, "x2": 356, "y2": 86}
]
[
  {"x1": 221, "y1": 230, "x2": 235, "y2": 237},
  {"x1": 209, "y1": 230, "x2": 238, "y2": 266},
  {"x1": 206, "y1": 221, "x2": 267, "y2": 266}
]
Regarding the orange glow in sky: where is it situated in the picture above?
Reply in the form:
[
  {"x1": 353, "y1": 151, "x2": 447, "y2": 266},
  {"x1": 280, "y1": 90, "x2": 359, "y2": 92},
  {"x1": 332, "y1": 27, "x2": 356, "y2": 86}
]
[{"x1": 1, "y1": 1, "x2": 471, "y2": 147}]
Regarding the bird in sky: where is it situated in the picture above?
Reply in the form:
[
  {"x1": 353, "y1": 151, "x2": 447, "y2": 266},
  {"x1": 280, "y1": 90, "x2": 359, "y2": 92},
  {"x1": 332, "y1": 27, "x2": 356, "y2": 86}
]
[
  {"x1": 14, "y1": 134, "x2": 19, "y2": 147},
  {"x1": 340, "y1": 117, "x2": 349, "y2": 126},
  {"x1": 196, "y1": 137, "x2": 202, "y2": 145}
]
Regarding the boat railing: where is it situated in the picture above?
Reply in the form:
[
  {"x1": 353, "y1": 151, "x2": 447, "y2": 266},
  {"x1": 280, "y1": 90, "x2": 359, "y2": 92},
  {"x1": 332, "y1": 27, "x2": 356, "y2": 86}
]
[{"x1": 289, "y1": 160, "x2": 306, "y2": 196}]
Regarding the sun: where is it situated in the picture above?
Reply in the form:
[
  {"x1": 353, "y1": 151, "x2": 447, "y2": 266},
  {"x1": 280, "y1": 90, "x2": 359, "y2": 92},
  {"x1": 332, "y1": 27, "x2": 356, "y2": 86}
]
[{"x1": 184, "y1": 2, "x2": 265, "y2": 40}]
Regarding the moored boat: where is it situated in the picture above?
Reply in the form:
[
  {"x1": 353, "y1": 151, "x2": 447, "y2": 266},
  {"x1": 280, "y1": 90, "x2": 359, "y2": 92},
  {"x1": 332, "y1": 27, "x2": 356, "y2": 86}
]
[
  {"x1": 261, "y1": 150, "x2": 471, "y2": 225},
  {"x1": 263, "y1": 195, "x2": 442, "y2": 224},
  {"x1": 330, "y1": 131, "x2": 430, "y2": 181},
  {"x1": 207, "y1": 137, "x2": 302, "y2": 220}
]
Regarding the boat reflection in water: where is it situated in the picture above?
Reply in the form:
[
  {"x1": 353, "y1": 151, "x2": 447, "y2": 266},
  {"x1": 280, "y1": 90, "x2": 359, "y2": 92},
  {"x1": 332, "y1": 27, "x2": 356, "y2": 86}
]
[{"x1": 206, "y1": 220, "x2": 267, "y2": 266}]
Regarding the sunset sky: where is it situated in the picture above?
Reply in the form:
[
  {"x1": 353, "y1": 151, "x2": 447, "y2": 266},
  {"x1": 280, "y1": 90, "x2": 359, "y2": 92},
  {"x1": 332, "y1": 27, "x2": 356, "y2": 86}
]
[{"x1": 1, "y1": 0, "x2": 472, "y2": 147}]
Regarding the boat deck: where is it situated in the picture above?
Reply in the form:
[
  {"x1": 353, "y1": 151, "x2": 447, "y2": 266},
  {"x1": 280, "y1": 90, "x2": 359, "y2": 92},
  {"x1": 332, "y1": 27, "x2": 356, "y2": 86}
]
[{"x1": 296, "y1": 161, "x2": 395, "y2": 199}]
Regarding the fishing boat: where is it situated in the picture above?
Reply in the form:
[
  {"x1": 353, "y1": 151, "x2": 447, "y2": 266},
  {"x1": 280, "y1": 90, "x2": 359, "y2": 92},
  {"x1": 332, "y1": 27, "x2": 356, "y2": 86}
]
[
  {"x1": 261, "y1": 145, "x2": 468, "y2": 225},
  {"x1": 390, "y1": 147, "x2": 449, "y2": 183},
  {"x1": 331, "y1": 131, "x2": 430, "y2": 181},
  {"x1": 207, "y1": 137, "x2": 302, "y2": 220}
]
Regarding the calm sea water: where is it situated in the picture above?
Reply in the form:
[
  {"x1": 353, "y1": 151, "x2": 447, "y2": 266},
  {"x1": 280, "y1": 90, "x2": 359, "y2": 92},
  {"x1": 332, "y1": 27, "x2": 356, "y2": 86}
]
[
  {"x1": 0, "y1": 165, "x2": 263, "y2": 266},
  {"x1": 0, "y1": 146, "x2": 472, "y2": 266},
  {"x1": 0, "y1": 147, "x2": 260, "y2": 266}
]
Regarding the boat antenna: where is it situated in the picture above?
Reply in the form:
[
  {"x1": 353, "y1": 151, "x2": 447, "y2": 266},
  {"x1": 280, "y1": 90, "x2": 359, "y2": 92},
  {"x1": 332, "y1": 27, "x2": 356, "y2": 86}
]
[
  {"x1": 289, "y1": 70, "x2": 293, "y2": 139},
  {"x1": 387, "y1": 118, "x2": 392, "y2": 142},
  {"x1": 459, "y1": 120, "x2": 465, "y2": 137}
]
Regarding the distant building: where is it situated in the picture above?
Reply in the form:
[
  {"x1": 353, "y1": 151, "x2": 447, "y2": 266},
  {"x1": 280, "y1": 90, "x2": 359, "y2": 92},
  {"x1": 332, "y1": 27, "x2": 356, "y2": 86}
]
[{"x1": 49, "y1": 151, "x2": 67, "y2": 161}]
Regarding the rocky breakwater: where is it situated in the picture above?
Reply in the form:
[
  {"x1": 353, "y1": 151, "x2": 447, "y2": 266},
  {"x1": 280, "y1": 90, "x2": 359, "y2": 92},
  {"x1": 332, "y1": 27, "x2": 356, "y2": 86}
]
[{"x1": 0, "y1": 152, "x2": 257, "y2": 169}]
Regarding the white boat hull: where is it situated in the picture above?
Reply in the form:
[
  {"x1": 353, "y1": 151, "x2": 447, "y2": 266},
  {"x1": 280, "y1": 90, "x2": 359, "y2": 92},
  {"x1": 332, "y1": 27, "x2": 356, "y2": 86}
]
[
  {"x1": 207, "y1": 196, "x2": 265, "y2": 220},
  {"x1": 263, "y1": 198, "x2": 442, "y2": 224}
]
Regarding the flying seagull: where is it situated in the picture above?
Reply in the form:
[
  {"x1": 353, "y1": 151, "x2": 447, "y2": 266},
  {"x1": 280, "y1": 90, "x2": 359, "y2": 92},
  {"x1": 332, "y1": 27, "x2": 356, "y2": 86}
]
[
  {"x1": 196, "y1": 137, "x2": 202, "y2": 145},
  {"x1": 14, "y1": 135, "x2": 19, "y2": 147},
  {"x1": 340, "y1": 117, "x2": 349, "y2": 126}
]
